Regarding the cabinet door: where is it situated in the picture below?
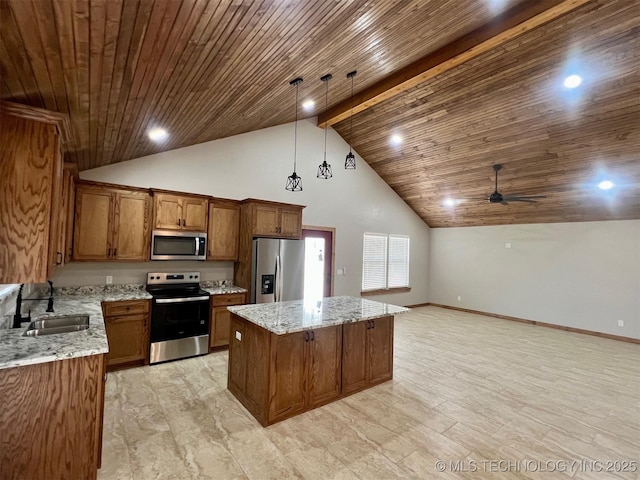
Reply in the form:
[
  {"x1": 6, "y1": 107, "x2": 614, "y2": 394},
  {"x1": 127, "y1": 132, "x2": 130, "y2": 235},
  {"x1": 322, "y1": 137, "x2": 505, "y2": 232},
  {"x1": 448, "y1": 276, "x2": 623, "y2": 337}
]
[
  {"x1": 47, "y1": 138, "x2": 64, "y2": 275},
  {"x1": 307, "y1": 326, "x2": 342, "y2": 408},
  {"x1": 104, "y1": 313, "x2": 149, "y2": 368},
  {"x1": 208, "y1": 202, "x2": 240, "y2": 260},
  {"x1": 154, "y1": 193, "x2": 182, "y2": 230},
  {"x1": 210, "y1": 306, "x2": 231, "y2": 348},
  {"x1": 342, "y1": 321, "x2": 369, "y2": 395},
  {"x1": 253, "y1": 205, "x2": 279, "y2": 236},
  {"x1": 113, "y1": 191, "x2": 151, "y2": 260},
  {"x1": 269, "y1": 331, "x2": 307, "y2": 423},
  {"x1": 280, "y1": 208, "x2": 302, "y2": 238},
  {"x1": 182, "y1": 197, "x2": 208, "y2": 231},
  {"x1": 368, "y1": 317, "x2": 394, "y2": 385},
  {"x1": 64, "y1": 171, "x2": 76, "y2": 263},
  {"x1": 74, "y1": 186, "x2": 113, "y2": 261}
]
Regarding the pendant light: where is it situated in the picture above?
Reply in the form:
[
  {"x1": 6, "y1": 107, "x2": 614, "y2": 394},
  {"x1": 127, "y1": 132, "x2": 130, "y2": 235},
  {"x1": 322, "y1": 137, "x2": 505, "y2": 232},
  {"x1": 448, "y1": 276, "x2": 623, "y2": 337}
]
[
  {"x1": 317, "y1": 73, "x2": 333, "y2": 179},
  {"x1": 286, "y1": 77, "x2": 303, "y2": 192},
  {"x1": 345, "y1": 70, "x2": 357, "y2": 169}
]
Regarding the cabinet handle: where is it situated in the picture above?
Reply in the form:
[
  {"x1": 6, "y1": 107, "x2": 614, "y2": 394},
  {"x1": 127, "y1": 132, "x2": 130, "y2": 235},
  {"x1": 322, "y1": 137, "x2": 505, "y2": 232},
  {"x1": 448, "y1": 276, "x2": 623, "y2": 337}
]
[
  {"x1": 304, "y1": 331, "x2": 309, "y2": 342},
  {"x1": 366, "y1": 320, "x2": 371, "y2": 330},
  {"x1": 108, "y1": 248, "x2": 111, "y2": 257},
  {"x1": 182, "y1": 219, "x2": 186, "y2": 227},
  {"x1": 371, "y1": 320, "x2": 375, "y2": 329},
  {"x1": 310, "y1": 330, "x2": 315, "y2": 341},
  {"x1": 56, "y1": 252, "x2": 63, "y2": 265},
  {"x1": 104, "y1": 373, "x2": 108, "y2": 382},
  {"x1": 113, "y1": 248, "x2": 117, "y2": 257}
]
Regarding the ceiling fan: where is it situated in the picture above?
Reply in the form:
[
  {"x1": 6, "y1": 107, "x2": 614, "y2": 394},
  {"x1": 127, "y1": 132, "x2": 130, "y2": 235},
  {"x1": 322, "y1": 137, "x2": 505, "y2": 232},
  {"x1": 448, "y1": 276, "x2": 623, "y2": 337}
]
[{"x1": 486, "y1": 164, "x2": 547, "y2": 204}]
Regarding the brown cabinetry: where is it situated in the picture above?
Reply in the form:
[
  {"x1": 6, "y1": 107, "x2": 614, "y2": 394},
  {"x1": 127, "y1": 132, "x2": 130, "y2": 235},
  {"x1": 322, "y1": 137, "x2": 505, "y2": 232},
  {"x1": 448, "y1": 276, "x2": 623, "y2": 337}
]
[
  {"x1": 74, "y1": 182, "x2": 151, "y2": 261},
  {"x1": 268, "y1": 325, "x2": 342, "y2": 424},
  {"x1": 208, "y1": 200, "x2": 240, "y2": 260},
  {"x1": 102, "y1": 300, "x2": 150, "y2": 371},
  {"x1": 248, "y1": 201, "x2": 303, "y2": 238},
  {"x1": 342, "y1": 316, "x2": 394, "y2": 395},
  {"x1": 0, "y1": 101, "x2": 71, "y2": 283},
  {"x1": 0, "y1": 354, "x2": 105, "y2": 479},
  {"x1": 210, "y1": 293, "x2": 246, "y2": 349},
  {"x1": 228, "y1": 313, "x2": 342, "y2": 426},
  {"x1": 153, "y1": 192, "x2": 208, "y2": 231}
]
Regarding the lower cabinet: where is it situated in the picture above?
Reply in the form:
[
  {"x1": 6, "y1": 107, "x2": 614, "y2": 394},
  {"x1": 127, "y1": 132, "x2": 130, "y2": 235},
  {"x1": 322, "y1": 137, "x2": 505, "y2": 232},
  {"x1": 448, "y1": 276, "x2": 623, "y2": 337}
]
[
  {"x1": 210, "y1": 293, "x2": 246, "y2": 349},
  {"x1": 342, "y1": 316, "x2": 394, "y2": 395},
  {"x1": 268, "y1": 325, "x2": 342, "y2": 424},
  {"x1": 0, "y1": 354, "x2": 106, "y2": 479},
  {"x1": 102, "y1": 300, "x2": 150, "y2": 371}
]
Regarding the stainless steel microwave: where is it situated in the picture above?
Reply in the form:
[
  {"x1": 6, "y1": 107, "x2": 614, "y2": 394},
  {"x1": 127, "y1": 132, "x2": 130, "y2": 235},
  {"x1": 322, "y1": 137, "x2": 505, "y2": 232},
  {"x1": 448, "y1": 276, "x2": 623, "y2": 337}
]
[{"x1": 151, "y1": 230, "x2": 207, "y2": 261}]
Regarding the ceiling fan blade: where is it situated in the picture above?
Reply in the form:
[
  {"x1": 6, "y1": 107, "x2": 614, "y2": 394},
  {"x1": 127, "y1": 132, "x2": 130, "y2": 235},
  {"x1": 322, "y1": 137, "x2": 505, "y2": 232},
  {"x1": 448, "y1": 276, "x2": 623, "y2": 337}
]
[
  {"x1": 500, "y1": 200, "x2": 509, "y2": 205},
  {"x1": 502, "y1": 195, "x2": 547, "y2": 201},
  {"x1": 503, "y1": 198, "x2": 538, "y2": 203}
]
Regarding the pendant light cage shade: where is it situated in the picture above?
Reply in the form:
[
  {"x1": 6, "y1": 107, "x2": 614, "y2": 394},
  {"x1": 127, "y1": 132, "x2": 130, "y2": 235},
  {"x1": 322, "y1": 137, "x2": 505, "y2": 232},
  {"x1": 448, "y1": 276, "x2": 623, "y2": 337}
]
[
  {"x1": 345, "y1": 70, "x2": 357, "y2": 169},
  {"x1": 318, "y1": 73, "x2": 333, "y2": 180},
  {"x1": 286, "y1": 77, "x2": 303, "y2": 192}
]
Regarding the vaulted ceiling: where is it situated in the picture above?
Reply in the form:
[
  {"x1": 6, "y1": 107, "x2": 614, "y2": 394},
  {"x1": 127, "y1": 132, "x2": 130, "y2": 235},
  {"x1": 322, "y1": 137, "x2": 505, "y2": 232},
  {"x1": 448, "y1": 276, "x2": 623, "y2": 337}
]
[{"x1": 1, "y1": 0, "x2": 638, "y2": 227}]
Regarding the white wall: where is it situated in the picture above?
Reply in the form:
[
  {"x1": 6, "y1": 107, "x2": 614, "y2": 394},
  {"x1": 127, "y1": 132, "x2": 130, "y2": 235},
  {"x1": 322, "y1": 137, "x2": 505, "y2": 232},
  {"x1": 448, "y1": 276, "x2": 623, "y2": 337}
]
[
  {"x1": 429, "y1": 220, "x2": 640, "y2": 339},
  {"x1": 56, "y1": 119, "x2": 430, "y2": 306}
]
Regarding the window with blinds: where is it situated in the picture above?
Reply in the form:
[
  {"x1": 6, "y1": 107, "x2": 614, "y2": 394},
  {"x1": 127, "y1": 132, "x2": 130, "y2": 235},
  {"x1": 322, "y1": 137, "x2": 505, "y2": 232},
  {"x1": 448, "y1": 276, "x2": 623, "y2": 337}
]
[{"x1": 362, "y1": 233, "x2": 410, "y2": 291}]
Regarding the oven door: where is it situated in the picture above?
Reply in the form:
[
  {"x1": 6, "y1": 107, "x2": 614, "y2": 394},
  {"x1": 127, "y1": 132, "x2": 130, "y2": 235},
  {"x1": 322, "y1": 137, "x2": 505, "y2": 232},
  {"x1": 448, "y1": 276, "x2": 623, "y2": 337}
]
[{"x1": 150, "y1": 296, "x2": 210, "y2": 343}]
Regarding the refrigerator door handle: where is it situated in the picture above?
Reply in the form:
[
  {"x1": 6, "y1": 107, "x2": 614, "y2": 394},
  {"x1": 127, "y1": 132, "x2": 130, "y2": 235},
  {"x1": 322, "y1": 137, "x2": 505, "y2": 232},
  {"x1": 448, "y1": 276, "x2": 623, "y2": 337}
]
[
  {"x1": 274, "y1": 254, "x2": 280, "y2": 302},
  {"x1": 277, "y1": 254, "x2": 284, "y2": 302}
]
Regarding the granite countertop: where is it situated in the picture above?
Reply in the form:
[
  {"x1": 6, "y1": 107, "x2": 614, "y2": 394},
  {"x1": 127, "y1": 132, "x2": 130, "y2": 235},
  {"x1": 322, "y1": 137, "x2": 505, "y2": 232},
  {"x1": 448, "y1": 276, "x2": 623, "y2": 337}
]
[
  {"x1": 0, "y1": 285, "x2": 152, "y2": 371},
  {"x1": 201, "y1": 285, "x2": 248, "y2": 296},
  {"x1": 228, "y1": 296, "x2": 410, "y2": 335}
]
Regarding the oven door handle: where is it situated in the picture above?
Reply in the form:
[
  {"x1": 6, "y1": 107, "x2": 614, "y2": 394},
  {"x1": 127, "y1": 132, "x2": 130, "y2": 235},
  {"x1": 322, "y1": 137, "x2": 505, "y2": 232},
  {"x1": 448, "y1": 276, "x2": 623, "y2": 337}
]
[{"x1": 155, "y1": 296, "x2": 210, "y2": 304}]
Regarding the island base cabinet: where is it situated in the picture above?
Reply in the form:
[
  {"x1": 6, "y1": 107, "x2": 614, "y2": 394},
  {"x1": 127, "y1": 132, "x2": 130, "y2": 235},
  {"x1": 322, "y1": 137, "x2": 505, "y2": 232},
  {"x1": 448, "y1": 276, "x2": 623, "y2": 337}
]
[
  {"x1": 0, "y1": 354, "x2": 105, "y2": 479},
  {"x1": 342, "y1": 316, "x2": 394, "y2": 395}
]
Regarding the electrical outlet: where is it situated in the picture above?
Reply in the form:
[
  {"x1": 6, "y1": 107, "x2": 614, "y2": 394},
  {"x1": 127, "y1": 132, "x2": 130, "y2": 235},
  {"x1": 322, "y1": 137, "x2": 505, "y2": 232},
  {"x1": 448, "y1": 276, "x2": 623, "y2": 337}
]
[
  {"x1": 617, "y1": 320, "x2": 624, "y2": 327},
  {"x1": 106, "y1": 276, "x2": 113, "y2": 285},
  {"x1": 505, "y1": 242, "x2": 512, "y2": 249},
  {"x1": 457, "y1": 295, "x2": 462, "y2": 302},
  {"x1": 337, "y1": 268, "x2": 344, "y2": 276},
  {"x1": 235, "y1": 331, "x2": 242, "y2": 341}
]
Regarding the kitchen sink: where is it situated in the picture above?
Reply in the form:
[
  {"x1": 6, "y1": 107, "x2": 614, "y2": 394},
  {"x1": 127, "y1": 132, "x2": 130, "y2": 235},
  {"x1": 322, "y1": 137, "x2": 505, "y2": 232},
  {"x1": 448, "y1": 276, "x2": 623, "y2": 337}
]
[{"x1": 23, "y1": 315, "x2": 90, "y2": 337}]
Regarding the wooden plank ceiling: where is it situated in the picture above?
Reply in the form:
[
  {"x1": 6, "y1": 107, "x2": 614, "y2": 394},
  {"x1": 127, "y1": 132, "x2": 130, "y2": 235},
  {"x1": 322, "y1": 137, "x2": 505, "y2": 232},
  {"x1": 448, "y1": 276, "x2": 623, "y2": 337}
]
[{"x1": 1, "y1": 0, "x2": 638, "y2": 227}]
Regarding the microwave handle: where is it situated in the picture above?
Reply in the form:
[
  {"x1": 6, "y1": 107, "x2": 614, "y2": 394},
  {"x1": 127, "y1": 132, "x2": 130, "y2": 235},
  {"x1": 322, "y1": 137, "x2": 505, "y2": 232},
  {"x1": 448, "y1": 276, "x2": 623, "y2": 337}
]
[{"x1": 195, "y1": 237, "x2": 199, "y2": 256}]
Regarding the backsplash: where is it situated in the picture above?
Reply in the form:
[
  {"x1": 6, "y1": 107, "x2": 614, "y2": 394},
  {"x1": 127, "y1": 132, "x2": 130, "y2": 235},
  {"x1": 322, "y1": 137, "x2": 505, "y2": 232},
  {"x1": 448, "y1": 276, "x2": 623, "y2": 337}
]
[
  {"x1": 0, "y1": 283, "x2": 45, "y2": 319},
  {"x1": 51, "y1": 261, "x2": 234, "y2": 287}
]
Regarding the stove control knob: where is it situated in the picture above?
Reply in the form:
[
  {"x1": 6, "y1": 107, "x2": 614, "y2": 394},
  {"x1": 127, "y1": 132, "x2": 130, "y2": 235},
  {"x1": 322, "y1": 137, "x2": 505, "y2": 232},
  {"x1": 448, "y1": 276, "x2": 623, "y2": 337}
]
[{"x1": 189, "y1": 275, "x2": 193, "y2": 279}]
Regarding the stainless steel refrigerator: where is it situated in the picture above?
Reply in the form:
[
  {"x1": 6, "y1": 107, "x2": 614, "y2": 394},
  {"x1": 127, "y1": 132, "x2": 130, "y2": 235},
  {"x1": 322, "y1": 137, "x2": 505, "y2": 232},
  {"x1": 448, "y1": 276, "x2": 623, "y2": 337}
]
[{"x1": 251, "y1": 238, "x2": 305, "y2": 303}]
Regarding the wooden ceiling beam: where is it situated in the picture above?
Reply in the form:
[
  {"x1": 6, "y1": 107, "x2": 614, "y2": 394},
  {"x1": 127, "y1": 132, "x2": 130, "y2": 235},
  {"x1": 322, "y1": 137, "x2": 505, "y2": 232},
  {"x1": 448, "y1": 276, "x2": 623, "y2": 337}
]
[{"x1": 317, "y1": 0, "x2": 592, "y2": 128}]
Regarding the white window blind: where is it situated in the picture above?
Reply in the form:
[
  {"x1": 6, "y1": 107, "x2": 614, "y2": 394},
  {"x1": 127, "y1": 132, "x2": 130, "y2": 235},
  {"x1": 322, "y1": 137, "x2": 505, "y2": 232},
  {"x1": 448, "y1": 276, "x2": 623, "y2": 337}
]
[
  {"x1": 362, "y1": 233, "x2": 388, "y2": 291},
  {"x1": 362, "y1": 233, "x2": 410, "y2": 291},
  {"x1": 388, "y1": 235, "x2": 410, "y2": 288}
]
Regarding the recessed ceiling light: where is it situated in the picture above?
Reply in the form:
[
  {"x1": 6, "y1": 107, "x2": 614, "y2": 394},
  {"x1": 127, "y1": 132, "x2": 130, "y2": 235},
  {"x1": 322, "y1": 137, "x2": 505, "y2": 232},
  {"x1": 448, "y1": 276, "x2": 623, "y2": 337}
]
[
  {"x1": 563, "y1": 74, "x2": 582, "y2": 89},
  {"x1": 390, "y1": 134, "x2": 403, "y2": 145},
  {"x1": 148, "y1": 127, "x2": 168, "y2": 142},
  {"x1": 302, "y1": 100, "x2": 315, "y2": 111},
  {"x1": 598, "y1": 180, "x2": 614, "y2": 190},
  {"x1": 444, "y1": 198, "x2": 456, "y2": 207}
]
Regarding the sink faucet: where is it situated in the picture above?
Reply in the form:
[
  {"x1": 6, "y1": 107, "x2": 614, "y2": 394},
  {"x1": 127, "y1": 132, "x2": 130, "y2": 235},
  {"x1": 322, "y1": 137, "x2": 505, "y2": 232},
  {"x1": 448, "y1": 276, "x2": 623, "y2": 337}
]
[
  {"x1": 12, "y1": 281, "x2": 55, "y2": 328},
  {"x1": 12, "y1": 284, "x2": 31, "y2": 328},
  {"x1": 46, "y1": 280, "x2": 54, "y2": 313}
]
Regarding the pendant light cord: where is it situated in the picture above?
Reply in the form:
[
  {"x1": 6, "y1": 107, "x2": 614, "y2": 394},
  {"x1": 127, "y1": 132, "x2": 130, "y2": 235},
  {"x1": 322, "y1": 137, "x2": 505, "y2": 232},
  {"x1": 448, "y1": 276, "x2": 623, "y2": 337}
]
[
  {"x1": 293, "y1": 81, "x2": 299, "y2": 173},
  {"x1": 323, "y1": 78, "x2": 329, "y2": 162},
  {"x1": 348, "y1": 73, "x2": 354, "y2": 151}
]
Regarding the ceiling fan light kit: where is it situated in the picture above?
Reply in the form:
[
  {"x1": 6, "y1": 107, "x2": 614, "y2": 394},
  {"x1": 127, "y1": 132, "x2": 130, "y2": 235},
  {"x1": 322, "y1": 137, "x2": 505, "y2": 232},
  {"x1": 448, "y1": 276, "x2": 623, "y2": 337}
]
[
  {"x1": 487, "y1": 164, "x2": 547, "y2": 205},
  {"x1": 286, "y1": 77, "x2": 304, "y2": 192}
]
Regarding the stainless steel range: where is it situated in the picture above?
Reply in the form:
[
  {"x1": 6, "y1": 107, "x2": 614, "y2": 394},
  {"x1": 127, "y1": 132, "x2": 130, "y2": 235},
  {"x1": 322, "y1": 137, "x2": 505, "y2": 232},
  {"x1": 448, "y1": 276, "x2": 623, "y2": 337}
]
[{"x1": 146, "y1": 272, "x2": 210, "y2": 364}]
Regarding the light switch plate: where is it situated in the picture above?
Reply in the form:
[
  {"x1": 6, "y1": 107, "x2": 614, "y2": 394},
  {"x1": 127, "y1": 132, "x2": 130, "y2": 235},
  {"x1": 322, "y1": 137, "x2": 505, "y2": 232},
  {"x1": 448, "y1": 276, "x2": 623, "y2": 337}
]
[
  {"x1": 235, "y1": 331, "x2": 242, "y2": 341},
  {"x1": 106, "y1": 276, "x2": 113, "y2": 284}
]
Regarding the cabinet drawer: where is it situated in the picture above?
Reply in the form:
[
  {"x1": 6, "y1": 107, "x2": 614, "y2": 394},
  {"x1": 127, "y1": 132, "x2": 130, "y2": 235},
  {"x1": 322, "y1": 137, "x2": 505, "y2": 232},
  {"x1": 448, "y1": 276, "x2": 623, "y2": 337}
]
[
  {"x1": 103, "y1": 300, "x2": 150, "y2": 317},
  {"x1": 211, "y1": 293, "x2": 245, "y2": 306}
]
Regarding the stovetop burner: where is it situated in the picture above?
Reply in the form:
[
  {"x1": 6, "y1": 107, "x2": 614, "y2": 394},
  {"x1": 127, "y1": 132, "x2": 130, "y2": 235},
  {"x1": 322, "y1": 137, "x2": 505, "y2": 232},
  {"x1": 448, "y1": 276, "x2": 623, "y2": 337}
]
[{"x1": 146, "y1": 271, "x2": 205, "y2": 297}]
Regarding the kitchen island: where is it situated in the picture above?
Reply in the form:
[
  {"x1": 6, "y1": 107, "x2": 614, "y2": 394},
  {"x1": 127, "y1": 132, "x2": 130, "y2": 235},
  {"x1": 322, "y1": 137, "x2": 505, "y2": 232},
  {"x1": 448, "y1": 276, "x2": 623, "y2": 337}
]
[{"x1": 227, "y1": 296, "x2": 409, "y2": 426}]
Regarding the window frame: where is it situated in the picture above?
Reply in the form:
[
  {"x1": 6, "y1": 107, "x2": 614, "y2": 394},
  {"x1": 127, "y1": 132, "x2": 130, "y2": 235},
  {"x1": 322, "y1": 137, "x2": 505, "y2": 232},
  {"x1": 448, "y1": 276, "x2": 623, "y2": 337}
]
[{"x1": 361, "y1": 232, "x2": 411, "y2": 296}]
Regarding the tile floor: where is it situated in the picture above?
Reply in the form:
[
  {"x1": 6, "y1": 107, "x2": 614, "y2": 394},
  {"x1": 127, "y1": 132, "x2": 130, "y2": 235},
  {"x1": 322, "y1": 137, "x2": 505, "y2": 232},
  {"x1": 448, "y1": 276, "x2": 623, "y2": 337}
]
[{"x1": 98, "y1": 306, "x2": 640, "y2": 479}]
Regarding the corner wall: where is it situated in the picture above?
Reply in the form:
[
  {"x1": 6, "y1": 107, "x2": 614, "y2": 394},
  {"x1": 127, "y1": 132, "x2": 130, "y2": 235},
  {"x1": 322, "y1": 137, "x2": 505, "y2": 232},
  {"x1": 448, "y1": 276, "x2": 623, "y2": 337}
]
[
  {"x1": 55, "y1": 119, "x2": 430, "y2": 306},
  {"x1": 428, "y1": 220, "x2": 640, "y2": 339}
]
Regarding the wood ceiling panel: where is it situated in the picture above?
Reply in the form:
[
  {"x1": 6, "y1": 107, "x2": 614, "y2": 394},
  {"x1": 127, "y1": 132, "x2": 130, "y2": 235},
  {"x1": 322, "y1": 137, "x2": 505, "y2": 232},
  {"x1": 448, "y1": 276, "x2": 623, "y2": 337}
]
[
  {"x1": 334, "y1": 0, "x2": 640, "y2": 227},
  {"x1": 0, "y1": 0, "x2": 637, "y2": 227}
]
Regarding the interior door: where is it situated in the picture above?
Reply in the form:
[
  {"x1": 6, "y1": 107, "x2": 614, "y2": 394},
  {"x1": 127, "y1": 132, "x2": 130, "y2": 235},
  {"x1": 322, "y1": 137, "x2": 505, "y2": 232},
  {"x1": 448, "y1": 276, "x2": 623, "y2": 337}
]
[{"x1": 302, "y1": 229, "x2": 333, "y2": 298}]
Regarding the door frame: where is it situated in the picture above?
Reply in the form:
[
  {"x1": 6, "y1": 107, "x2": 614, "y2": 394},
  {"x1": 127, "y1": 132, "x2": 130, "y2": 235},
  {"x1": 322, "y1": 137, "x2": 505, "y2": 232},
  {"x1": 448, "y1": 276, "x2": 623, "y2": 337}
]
[{"x1": 302, "y1": 225, "x2": 336, "y2": 297}]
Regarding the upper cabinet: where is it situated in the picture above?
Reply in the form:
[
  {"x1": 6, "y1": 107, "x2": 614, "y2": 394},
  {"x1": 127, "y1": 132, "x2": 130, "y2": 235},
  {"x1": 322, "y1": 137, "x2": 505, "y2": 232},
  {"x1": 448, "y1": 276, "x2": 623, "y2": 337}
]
[
  {"x1": 0, "y1": 101, "x2": 71, "y2": 284},
  {"x1": 243, "y1": 199, "x2": 304, "y2": 239},
  {"x1": 153, "y1": 192, "x2": 208, "y2": 232},
  {"x1": 74, "y1": 182, "x2": 151, "y2": 261},
  {"x1": 208, "y1": 199, "x2": 240, "y2": 261}
]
